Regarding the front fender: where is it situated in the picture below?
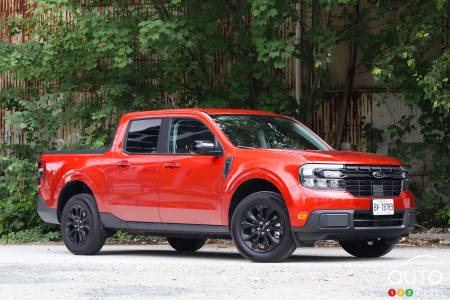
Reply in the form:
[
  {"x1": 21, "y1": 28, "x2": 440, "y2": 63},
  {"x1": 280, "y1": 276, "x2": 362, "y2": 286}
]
[{"x1": 222, "y1": 169, "x2": 296, "y2": 226}]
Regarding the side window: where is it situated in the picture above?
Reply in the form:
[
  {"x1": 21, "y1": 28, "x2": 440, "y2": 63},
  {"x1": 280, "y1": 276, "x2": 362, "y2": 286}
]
[
  {"x1": 124, "y1": 118, "x2": 161, "y2": 154},
  {"x1": 169, "y1": 118, "x2": 215, "y2": 154}
]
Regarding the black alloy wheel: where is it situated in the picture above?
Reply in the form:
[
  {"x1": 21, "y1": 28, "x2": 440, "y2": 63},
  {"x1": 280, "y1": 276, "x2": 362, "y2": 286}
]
[
  {"x1": 240, "y1": 204, "x2": 284, "y2": 252},
  {"x1": 60, "y1": 193, "x2": 106, "y2": 255},
  {"x1": 65, "y1": 203, "x2": 90, "y2": 244},
  {"x1": 231, "y1": 191, "x2": 296, "y2": 262}
]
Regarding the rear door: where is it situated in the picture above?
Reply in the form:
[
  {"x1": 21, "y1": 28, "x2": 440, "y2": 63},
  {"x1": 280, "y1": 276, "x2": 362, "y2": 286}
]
[
  {"x1": 159, "y1": 116, "x2": 225, "y2": 225},
  {"x1": 108, "y1": 117, "x2": 164, "y2": 222}
]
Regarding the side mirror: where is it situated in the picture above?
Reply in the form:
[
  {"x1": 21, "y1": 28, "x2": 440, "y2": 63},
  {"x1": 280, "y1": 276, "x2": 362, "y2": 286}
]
[{"x1": 193, "y1": 140, "x2": 224, "y2": 156}]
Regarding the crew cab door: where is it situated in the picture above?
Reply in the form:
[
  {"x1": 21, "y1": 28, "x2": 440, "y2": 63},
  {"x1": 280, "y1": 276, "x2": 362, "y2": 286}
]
[
  {"x1": 108, "y1": 117, "x2": 163, "y2": 222},
  {"x1": 159, "y1": 117, "x2": 225, "y2": 225}
]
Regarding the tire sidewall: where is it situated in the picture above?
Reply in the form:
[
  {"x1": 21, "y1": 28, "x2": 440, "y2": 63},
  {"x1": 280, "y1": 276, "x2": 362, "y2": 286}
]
[{"x1": 231, "y1": 191, "x2": 295, "y2": 262}]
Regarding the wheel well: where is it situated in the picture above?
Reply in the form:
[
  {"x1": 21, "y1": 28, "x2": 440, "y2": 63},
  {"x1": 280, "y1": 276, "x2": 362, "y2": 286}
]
[
  {"x1": 228, "y1": 178, "x2": 281, "y2": 225},
  {"x1": 57, "y1": 180, "x2": 93, "y2": 221}
]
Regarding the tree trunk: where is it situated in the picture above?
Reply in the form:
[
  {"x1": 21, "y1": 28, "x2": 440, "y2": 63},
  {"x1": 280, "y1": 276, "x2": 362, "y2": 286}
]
[
  {"x1": 335, "y1": 2, "x2": 359, "y2": 149},
  {"x1": 302, "y1": 0, "x2": 320, "y2": 128}
]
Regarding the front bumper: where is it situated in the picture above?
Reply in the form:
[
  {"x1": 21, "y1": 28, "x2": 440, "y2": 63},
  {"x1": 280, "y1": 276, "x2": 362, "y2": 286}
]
[
  {"x1": 292, "y1": 208, "x2": 415, "y2": 242},
  {"x1": 37, "y1": 196, "x2": 59, "y2": 224}
]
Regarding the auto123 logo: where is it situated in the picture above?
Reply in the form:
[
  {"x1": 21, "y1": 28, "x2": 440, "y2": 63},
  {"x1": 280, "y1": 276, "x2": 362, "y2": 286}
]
[{"x1": 386, "y1": 255, "x2": 448, "y2": 298}]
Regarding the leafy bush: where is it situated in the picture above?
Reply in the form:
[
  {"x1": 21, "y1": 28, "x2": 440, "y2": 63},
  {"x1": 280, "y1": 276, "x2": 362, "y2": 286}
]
[
  {"x1": 0, "y1": 156, "x2": 57, "y2": 236},
  {"x1": 385, "y1": 105, "x2": 450, "y2": 226},
  {"x1": 0, "y1": 228, "x2": 60, "y2": 244}
]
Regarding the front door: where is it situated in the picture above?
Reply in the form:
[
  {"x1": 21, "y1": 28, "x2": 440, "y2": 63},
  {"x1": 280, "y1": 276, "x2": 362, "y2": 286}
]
[
  {"x1": 108, "y1": 117, "x2": 162, "y2": 222},
  {"x1": 159, "y1": 117, "x2": 225, "y2": 225}
]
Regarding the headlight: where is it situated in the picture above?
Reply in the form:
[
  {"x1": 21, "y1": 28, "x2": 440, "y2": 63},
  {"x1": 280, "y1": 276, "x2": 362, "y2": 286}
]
[
  {"x1": 299, "y1": 164, "x2": 346, "y2": 190},
  {"x1": 400, "y1": 166, "x2": 409, "y2": 191}
]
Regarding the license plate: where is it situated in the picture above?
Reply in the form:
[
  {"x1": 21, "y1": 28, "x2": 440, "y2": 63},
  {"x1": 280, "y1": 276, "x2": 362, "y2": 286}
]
[{"x1": 372, "y1": 199, "x2": 394, "y2": 215}]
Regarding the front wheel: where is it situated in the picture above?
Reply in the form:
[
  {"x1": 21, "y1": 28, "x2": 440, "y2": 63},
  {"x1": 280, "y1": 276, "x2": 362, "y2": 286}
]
[
  {"x1": 167, "y1": 237, "x2": 207, "y2": 252},
  {"x1": 231, "y1": 191, "x2": 296, "y2": 262},
  {"x1": 339, "y1": 238, "x2": 399, "y2": 258},
  {"x1": 60, "y1": 193, "x2": 106, "y2": 255}
]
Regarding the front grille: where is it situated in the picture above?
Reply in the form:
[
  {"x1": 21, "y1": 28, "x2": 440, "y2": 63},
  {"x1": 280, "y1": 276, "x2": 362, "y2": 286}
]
[
  {"x1": 354, "y1": 211, "x2": 404, "y2": 227},
  {"x1": 343, "y1": 165, "x2": 404, "y2": 197}
]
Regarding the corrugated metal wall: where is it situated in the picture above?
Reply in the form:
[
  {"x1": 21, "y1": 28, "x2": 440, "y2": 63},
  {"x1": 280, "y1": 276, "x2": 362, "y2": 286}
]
[
  {"x1": 311, "y1": 92, "x2": 422, "y2": 153},
  {"x1": 0, "y1": 0, "x2": 421, "y2": 153}
]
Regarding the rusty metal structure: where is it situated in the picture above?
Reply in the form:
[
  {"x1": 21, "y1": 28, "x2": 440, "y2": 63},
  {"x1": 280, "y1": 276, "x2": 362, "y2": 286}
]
[{"x1": 0, "y1": 0, "x2": 421, "y2": 154}]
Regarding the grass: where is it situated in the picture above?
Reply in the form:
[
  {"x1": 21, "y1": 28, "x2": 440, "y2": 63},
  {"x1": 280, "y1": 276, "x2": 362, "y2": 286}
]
[{"x1": 0, "y1": 229, "x2": 163, "y2": 244}]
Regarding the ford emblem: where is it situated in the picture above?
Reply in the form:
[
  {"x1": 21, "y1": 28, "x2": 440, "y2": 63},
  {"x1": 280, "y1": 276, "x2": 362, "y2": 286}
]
[{"x1": 372, "y1": 171, "x2": 384, "y2": 179}]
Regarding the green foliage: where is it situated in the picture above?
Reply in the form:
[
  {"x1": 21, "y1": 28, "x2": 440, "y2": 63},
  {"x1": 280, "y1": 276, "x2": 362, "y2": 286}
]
[
  {"x1": 0, "y1": 157, "x2": 57, "y2": 235},
  {"x1": 371, "y1": 0, "x2": 449, "y2": 110},
  {"x1": 0, "y1": 228, "x2": 60, "y2": 244},
  {"x1": 0, "y1": 0, "x2": 448, "y2": 233},
  {"x1": 368, "y1": 0, "x2": 449, "y2": 226},
  {"x1": 106, "y1": 231, "x2": 160, "y2": 243},
  {"x1": 383, "y1": 107, "x2": 449, "y2": 226},
  {"x1": 361, "y1": 117, "x2": 384, "y2": 153}
]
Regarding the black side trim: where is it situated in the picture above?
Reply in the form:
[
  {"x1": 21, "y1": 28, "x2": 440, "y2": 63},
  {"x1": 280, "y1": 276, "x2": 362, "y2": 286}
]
[
  {"x1": 37, "y1": 196, "x2": 59, "y2": 224},
  {"x1": 223, "y1": 156, "x2": 233, "y2": 178},
  {"x1": 101, "y1": 213, "x2": 231, "y2": 238},
  {"x1": 158, "y1": 117, "x2": 170, "y2": 154},
  {"x1": 44, "y1": 148, "x2": 109, "y2": 155}
]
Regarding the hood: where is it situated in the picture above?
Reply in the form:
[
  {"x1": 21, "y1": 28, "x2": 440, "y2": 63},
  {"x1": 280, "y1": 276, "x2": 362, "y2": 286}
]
[
  {"x1": 248, "y1": 149, "x2": 403, "y2": 165},
  {"x1": 299, "y1": 150, "x2": 402, "y2": 165}
]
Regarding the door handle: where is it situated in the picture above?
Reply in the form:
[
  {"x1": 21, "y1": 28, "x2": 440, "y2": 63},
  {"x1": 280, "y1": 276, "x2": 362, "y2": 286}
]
[
  {"x1": 116, "y1": 160, "x2": 130, "y2": 167},
  {"x1": 164, "y1": 161, "x2": 180, "y2": 168}
]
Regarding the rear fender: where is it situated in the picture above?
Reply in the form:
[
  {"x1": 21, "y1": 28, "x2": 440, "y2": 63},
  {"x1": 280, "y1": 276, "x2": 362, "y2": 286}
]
[{"x1": 55, "y1": 170, "x2": 108, "y2": 212}]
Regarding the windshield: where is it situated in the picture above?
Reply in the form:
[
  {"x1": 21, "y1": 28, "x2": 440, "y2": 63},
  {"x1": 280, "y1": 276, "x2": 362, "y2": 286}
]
[{"x1": 211, "y1": 114, "x2": 329, "y2": 150}]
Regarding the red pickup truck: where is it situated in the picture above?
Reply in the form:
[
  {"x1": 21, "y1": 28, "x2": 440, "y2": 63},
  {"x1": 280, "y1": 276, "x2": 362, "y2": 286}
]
[{"x1": 37, "y1": 109, "x2": 415, "y2": 262}]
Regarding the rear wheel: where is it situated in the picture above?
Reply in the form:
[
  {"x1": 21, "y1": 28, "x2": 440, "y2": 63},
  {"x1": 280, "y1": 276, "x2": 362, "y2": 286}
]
[
  {"x1": 60, "y1": 193, "x2": 106, "y2": 255},
  {"x1": 339, "y1": 238, "x2": 399, "y2": 258},
  {"x1": 231, "y1": 191, "x2": 296, "y2": 262},
  {"x1": 167, "y1": 237, "x2": 207, "y2": 252}
]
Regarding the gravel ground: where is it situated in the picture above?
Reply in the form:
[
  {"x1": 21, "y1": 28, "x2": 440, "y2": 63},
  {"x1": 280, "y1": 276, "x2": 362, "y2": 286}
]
[{"x1": 0, "y1": 244, "x2": 449, "y2": 300}]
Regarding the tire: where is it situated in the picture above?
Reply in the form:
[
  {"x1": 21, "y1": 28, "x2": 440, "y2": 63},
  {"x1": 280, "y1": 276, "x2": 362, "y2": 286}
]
[
  {"x1": 167, "y1": 237, "x2": 207, "y2": 252},
  {"x1": 231, "y1": 191, "x2": 296, "y2": 262},
  {"x1": 60, "y1": 193, "x2": 106, "y2": 255},
  {"x1": 339, "y1": 238, "x2": 399, "y2": 258}
]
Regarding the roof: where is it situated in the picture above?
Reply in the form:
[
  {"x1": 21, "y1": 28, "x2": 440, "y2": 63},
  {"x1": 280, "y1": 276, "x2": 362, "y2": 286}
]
[{"x1": 122, "y1": 108, "x2": 283, "y2": 119}]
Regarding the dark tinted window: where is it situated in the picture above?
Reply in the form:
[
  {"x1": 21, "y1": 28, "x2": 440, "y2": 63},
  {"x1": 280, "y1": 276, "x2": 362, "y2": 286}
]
[
  {"x1": 169, "y1": 118, "x2": 215, "y2": 154},
  {"x1": 125, "y1": 118, "x2": 161, "y2": 153}
]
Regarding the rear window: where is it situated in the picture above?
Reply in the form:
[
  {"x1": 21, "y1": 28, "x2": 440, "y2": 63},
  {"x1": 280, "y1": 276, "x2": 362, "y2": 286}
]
[{"x1": 124, "y1": 118, "x2": 161, "y2": 153}]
